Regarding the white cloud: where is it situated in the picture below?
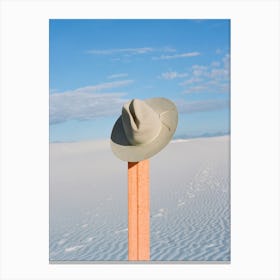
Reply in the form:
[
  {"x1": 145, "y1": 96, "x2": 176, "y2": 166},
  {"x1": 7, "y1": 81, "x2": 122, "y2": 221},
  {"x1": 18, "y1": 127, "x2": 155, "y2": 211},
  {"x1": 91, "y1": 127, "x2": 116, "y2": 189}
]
[
  {"x1": 211, "y1": 61, "x2": 220, "y2": 67},
  {"x1": 68, "y1": 80, "x2": 133, "y2": 93},
  {"x1": 159, "y1": 71, "x2": 188, "y2": 80},
  {"x1": 181, "y1": 54, "x2": 230, "y2": 94},
  {"x1": 192, "y1": 65, "x2": 208, "y2": 77},
  {"x1": 180, "y1": 77, "x2": 202, "y2": 86},
  {"x1": 222, "y1": 53, "x2": 230, "y2": 69},
  {"x1": 161, "y1": 46, "x2": 177, "y2": 53},
  {"x1": 50, "y1": 92, "x2": 128, "y2": 124},
  {"x1": 209, "y1": 68, "x2": 229, "y2": 80},
  {"x1": 153, "y1": 52, "x2": 200, "y2": 60},
  {"x1": 176, "y1": 99, "x2": 229, "y2": 114},
  {"x1": 87, "y1": 47, "x2": 153, "y2": 55},
  {"x1": 183, "y1": 85, "x2": 208, "y2": 94},
  {"x1": 87, "y1": 46, "x2": 177, "y2": 57},
  {"x1": 50, "y1": 80, "x2": 133, "y2": 124},
  {"x1": 209, "y1": 54, "x2": 230, "y2": 81},
  {"x1": 107, "y1": 73, "x2": 128, "y2": 79}
]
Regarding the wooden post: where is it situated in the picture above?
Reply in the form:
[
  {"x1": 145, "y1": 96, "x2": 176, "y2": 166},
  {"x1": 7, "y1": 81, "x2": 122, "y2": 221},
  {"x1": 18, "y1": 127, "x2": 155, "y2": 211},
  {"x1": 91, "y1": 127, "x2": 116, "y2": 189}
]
[{"x1": 128, "y1": 160, "x2": 150, "y2": 261}]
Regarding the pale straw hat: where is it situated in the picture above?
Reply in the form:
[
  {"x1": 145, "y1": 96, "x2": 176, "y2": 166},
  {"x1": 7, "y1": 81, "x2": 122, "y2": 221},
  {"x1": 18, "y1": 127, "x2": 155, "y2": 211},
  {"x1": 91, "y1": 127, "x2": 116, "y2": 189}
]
[{"x1": 110, "y1": 97, "x2": 178, "y2": 162}]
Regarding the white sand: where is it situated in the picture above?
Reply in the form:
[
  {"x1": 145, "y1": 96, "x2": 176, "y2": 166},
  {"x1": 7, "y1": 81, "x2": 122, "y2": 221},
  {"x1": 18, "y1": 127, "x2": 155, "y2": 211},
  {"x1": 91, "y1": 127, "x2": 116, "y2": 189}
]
[{"x1": 50, "y1": 136, "x2": 230, "y2": 261}]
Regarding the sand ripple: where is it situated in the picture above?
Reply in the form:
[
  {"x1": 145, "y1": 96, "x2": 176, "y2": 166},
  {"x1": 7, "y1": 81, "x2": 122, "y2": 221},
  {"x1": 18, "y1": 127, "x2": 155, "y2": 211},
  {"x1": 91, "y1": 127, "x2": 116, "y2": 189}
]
[{"x1": 50, "y1": 136, "x2": 230, "y2": 261}]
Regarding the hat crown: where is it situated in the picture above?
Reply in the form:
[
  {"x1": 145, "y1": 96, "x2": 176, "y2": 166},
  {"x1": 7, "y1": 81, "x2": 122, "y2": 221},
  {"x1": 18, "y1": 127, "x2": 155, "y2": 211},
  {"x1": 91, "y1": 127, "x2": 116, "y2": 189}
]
[{"x1": 122, "y1": 99, "x2": 161, "y2": 145}]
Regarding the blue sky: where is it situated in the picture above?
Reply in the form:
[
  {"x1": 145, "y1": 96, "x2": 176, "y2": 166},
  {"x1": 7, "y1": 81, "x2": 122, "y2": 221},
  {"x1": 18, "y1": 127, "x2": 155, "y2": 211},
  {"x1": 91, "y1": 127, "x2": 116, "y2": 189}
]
[{"x1": 49, "y1": 19, "x2": 230, "y2": 142}]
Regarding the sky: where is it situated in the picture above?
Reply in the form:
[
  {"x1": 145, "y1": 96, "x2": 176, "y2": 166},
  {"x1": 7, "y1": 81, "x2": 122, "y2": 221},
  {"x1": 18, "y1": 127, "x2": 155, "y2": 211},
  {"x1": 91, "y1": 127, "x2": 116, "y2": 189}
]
[{"x1": 49, "y1": 19, "x2": 230, "y2": 142}]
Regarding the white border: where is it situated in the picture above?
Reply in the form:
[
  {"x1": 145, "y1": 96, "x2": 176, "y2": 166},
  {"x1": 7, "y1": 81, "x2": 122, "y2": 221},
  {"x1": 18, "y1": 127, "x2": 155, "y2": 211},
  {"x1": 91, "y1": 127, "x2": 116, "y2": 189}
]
[{"x1": 0, "y1": 0, "x2": 279, "y2": 279}]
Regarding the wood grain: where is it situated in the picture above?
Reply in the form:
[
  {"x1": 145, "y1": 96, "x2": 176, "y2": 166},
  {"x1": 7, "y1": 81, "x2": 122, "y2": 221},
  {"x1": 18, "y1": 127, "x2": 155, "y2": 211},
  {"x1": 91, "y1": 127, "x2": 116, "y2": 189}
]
[{"x1": 128, "y1": 160, "x2": 150, "y2": 260}]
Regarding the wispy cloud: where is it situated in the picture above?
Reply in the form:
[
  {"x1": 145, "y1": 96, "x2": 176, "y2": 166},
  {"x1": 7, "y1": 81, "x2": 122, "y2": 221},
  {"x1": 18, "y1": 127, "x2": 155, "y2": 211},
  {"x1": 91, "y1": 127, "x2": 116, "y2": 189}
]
[
  {"x1": 153, "y1": 52, "x2": 200, "y2": 60},
  {"x1": 161, "y1": 46, "x2": 177, "y2": 53},
  {"x1": 159, "y1": 71, "x2": 188, "y2": 80},
  {"x1": 192, "y1": 65, "x2": 208, "y2": 77},
  {"x1": 179, "y1": 77, "x2": 202, "y2": 86},
  {"x1": 107, "y1": 73, "x2": 129, "y2": 79},
  {"x1": 209, "y1": 68, "x2": 229, "y2": 80},
  {"x1": 87, "y1": 47, "x2": 154, "y2": 55},
  {"x1": 180, "y1": 53, "x2": 230, "y2": 94},
  {"x1": 50, "y1": 92, "x2": 127, "y2": 124},
  {"x1": 62, "y1": 80, "x2": 133, "y2": 94},
  {"x1": 211, "y1": 61, "x2": 220, "y2": 67},
  {"x1": 176, "y1": 99, "x2": 229, "y2": 114},
  {"x1": 87, "y1": 46, "x2": 176, "y2": 57},
  {"x1": 50, "y1": 80, "x2": 133, "y2": 124},
  {"x1": 183, "y1": 85, "x2": 208, "y2": 94}
]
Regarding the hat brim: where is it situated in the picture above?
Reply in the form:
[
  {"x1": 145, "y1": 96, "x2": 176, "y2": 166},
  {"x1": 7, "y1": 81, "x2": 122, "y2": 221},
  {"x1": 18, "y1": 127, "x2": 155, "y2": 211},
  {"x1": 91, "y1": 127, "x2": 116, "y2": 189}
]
[{"x1": 110, "y1": 97, "x2": 178, "y2": 162}]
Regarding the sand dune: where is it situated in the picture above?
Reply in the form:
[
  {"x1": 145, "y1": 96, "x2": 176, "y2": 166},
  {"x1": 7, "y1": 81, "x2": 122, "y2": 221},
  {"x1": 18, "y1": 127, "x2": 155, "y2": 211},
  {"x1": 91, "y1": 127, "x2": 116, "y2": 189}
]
[{"x1": 50, "y1": 136, "x2": 230, "y2": 261}]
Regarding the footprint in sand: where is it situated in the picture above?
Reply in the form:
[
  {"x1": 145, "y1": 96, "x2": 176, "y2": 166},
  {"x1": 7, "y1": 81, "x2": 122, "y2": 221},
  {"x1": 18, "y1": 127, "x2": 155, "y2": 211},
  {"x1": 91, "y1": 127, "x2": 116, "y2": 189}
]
[
  {"x1": 65, "y1": 245, "x2": 84, "y2": 252},
  {"x1": 115, "y1": 228, "x2": 128, "y2": 234},
  {"x1": 153, "y1": 212, "x2": 164, "y2": 218},
  {"x1": 177, "y1": 201, "x2": 185, "y2": 207},
  {"x1": 85, "y1": 237, "x2": 94, "y2": 242},
  {"x1": 152, "y1": 208, "x2": 167, "y2": 218},
  {"x1": 57, "y1": 238, "x2": 67, "y2": 245}
]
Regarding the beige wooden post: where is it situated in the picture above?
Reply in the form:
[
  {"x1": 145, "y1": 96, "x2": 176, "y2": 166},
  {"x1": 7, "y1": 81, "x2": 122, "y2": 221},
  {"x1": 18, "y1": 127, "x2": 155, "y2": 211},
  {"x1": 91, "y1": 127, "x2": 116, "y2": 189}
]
[{"x1": 128, "y1": 160, "x2": 150, "y2": 260}]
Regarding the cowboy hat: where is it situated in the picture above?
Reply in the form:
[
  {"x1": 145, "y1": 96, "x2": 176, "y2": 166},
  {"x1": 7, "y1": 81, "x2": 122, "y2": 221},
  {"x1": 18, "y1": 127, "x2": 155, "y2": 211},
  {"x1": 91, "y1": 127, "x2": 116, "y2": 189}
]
[{"x1": 110, "y1": 97, "x2": 178, "y2": 162}]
